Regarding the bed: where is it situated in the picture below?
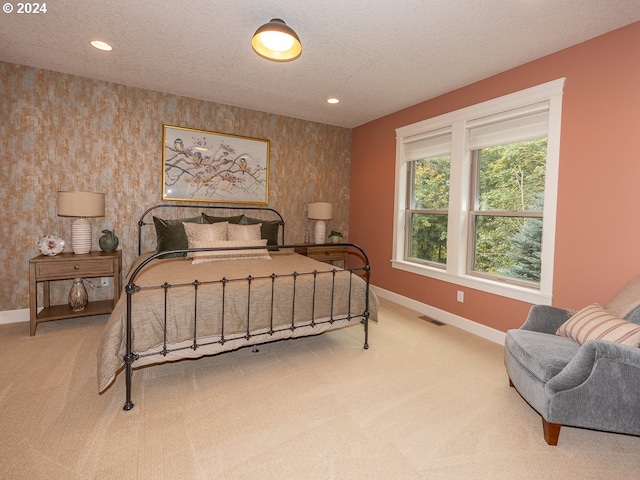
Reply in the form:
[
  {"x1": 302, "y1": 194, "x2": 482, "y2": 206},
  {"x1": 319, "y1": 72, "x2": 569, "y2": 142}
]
[{"x1": 97, "y1": 204, "x2": 378, "y2": 410}]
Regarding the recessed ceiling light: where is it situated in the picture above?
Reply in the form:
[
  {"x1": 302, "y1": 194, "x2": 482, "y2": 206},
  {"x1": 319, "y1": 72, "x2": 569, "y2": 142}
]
[
  {"x1": 90, "y1": 40, "x2": 113, "y2": 52},
  {"x1": 327, "y1": 98, "x2": 340, "y2": 104}
]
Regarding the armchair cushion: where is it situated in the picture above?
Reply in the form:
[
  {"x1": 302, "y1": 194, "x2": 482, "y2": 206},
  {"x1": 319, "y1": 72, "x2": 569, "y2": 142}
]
[{"x1": 505, "y1": 329, "x2": 580, "y2": 383}]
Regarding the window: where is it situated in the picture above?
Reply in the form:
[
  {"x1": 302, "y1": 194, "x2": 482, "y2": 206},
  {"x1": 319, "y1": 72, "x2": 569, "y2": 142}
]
[
  {"x1": 405, "y1": 130, "x2": 451, "y2": 265},
  {"x1": 393, "y1": 79, "x2": 565, "y2": 304}
]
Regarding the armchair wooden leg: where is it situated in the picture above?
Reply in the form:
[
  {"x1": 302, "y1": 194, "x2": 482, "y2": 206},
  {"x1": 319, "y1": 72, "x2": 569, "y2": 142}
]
[{"x1": 542, "y1": 418, "x2": 561, "y2": 446}]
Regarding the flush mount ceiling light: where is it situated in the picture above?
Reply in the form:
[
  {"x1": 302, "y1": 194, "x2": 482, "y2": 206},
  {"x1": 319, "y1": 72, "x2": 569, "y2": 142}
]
[
  {"x1": 90, "y1": 40, "x2": 113, "y2": 51},
  {"x1": 252, "y1": 18, "x2": 302, "y2": 62}
]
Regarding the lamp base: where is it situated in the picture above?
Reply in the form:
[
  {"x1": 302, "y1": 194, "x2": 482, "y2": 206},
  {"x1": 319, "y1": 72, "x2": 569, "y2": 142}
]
[
  {"x1": 71, "y1": 218, "x2": 92, "y2": 254},
  {"x1": 314, "y1": 220, "x2": 326, "y2": 244}
]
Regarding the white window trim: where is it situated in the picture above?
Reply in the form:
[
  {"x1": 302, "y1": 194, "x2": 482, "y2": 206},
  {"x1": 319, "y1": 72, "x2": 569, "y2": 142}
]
[{"x1": 393, "y1": 78, "x2": 565, "y2": 305}]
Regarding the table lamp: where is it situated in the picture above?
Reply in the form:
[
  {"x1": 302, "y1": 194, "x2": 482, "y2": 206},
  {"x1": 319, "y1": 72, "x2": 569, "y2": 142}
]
[
  {"x1": 308, "y1": 202, "x2": 333, "y2": 244},
  {"x1": 57, "y1": 191, "x2": 105, "y2": 254}
]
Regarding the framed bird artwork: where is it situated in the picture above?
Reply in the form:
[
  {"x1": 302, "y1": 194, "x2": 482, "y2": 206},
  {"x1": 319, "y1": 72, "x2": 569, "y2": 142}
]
[{"x1": 162, "y1": 124, "x2": 270, "y2": 204}]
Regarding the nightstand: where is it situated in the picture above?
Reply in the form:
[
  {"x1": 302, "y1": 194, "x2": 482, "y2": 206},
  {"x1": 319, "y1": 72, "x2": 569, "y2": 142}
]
[
  {"x1": 29, "y1": 250, "x2": 122, "y2": 336},
  {"x1": 294, "y1": 244, "x2": 348, "y2": 268}
]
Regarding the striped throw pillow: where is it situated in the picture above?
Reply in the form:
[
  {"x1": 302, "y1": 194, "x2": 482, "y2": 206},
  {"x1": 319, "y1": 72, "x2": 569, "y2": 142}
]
[
  {"x1": 557, "y1": 303, "x2": 640, "y2": 347},
  {"x1": 189, "y1": 239, "x2": 270, "y2": 264}
]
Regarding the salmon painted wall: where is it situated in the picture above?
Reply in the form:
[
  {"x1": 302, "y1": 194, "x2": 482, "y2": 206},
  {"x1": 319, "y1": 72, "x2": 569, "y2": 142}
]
[{"x1": 350, "y1": 22, "x2": 640, "y2": 332}]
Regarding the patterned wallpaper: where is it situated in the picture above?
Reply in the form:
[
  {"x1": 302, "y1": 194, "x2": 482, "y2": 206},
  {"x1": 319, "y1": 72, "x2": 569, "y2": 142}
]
[{"x1": 0, "y1": 62, "x2": 351, "y2": 311}]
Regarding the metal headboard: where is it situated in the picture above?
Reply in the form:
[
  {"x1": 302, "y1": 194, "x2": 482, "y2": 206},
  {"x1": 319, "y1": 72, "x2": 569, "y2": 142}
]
[{"x1": 137, "y1": 204, "x2": 286, "y2": 255}]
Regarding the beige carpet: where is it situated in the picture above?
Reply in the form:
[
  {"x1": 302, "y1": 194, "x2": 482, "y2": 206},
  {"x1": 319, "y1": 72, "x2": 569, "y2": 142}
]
[{"x1": 1, "y1": 298, "x2": 639, "y2": 479}]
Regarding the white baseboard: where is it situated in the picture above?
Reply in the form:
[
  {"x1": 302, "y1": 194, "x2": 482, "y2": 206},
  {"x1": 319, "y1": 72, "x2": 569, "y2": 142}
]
[
  {"x1": 371, "y1": 285, "x2": 506, "y2": 345},
  {"x1": 0, "y1": 308, "x2": 29, "y2": 325}
]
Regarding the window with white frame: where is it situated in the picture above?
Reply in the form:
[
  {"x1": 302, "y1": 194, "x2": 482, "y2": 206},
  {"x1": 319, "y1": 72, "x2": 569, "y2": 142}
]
[
  {"x1": 405, "y1": 129, "x2": 451, "y2": 266},
  {"x1": 393, "y1": 79, "x2": 565, "y2": 304}
]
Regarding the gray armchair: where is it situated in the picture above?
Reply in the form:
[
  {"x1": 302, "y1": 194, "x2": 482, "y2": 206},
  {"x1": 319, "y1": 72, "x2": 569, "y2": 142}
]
[{"x1": 504, "y1": 282, "x2": 640, "y2": 445}]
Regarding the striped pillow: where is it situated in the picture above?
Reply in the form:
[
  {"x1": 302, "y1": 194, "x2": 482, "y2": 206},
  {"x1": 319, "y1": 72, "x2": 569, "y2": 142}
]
[
  {"x1": 189, "y1": 239, "x2": 270, "y2": 264},
  {"x1": 557, "y1": 303, "x2": 640, "y2": 347}
]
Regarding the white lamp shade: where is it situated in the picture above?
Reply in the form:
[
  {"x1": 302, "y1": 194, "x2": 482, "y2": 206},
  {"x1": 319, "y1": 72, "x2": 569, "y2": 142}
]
[
  {"x1": 57, "y1": 191, "x2": 105, "y2": 217},
  {"x1": 57, "y1": 191, "x2": 105, "y2": 254},
  {"x1": 308, "y1": 202, "x2": 333, "y2": 220}
]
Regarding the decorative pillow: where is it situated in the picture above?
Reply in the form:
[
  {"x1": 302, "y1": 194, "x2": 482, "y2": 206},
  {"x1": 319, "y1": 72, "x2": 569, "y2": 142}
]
[
  {"x1": 183, "y1": 222, "x2": 229, "y2": 251},
  {"x1": 228, "y1": 223, "x2": 262, "y2": 241},
  {"x1": 625, "y1": 305, "x2": 640, "y2": 325},
  {"x1": 201, "y1": 213, "x2": 244, "y2": 225},
  {"x1": 241, "y1": 216, "x2": 281, "y2": 245},
  {"x1": 556, "y1": 303, "x2": 640, "y2": 347},
  {"x1": 153, "y1": 215, "x2": 203, "y2": 257},
  {"x1": 189, "y1": 239, "x2": 270, "y2": 264},
  {"x1": 604, "y1": 276, "x2": 640, "y2": 319}
]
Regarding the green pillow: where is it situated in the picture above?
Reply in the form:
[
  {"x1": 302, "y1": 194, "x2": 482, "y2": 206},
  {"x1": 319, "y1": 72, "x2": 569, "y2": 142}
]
[
  {"x1": 153, "y1": 215, "x2": 203, "y2": 257},
  {"x1": 201, "y1": 213, "x2": 244, "y2": 225},
  {"x1": 241, "y1": 216, "x2": 281, "y2": 245}
]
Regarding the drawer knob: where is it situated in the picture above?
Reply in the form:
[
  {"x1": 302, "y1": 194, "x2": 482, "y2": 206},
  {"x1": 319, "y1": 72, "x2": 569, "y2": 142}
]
[{"x1": 74, "y1": 265, "x2": 80, "y2": 270}]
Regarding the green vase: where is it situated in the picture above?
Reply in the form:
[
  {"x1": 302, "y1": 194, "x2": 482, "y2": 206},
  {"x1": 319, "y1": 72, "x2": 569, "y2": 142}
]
[{"x1": 99, "y1": 229, "x2": 119, "y2": 252}]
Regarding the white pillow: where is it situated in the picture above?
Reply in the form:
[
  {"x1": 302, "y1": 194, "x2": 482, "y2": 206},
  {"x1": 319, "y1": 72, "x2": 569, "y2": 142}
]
[
  {"x1": 556, "y1": 303, "x2": 640, "y2": 347},
  {"x1": 228, "y1": 223, "x2": 262, "y2": 241},
  {"x1": 183, "y1": 221, "x2": 228, "y2": 245},
  {"x1": 190, "y1": 239, "x2": 270, "y2": 264}
]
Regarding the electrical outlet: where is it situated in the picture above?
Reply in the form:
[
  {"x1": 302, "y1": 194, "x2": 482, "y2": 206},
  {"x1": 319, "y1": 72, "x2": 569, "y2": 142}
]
[{"x1": 456, "y1": 290, "x2": 464, "y2": 303}]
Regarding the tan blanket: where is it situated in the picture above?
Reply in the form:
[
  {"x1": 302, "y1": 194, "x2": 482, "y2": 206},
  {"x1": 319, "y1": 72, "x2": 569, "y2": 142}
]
[{"x1": 97, "y1": 251, "x2": 377, "y2": 392}]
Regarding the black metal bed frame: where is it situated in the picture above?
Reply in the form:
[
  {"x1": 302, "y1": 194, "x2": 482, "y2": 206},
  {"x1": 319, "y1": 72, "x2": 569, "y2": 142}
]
[
  {"x1": 137, "y1": 203, "x2": 287, "y2": 256},
  {"x1": 122, "y1": 204, "x2": 371, "y2": 411}
]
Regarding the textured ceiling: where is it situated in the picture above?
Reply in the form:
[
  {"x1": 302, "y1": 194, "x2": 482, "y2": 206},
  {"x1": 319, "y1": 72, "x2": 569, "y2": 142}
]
[{"x1": 1, "y1": 1, "x2": 639, "y2": 128}]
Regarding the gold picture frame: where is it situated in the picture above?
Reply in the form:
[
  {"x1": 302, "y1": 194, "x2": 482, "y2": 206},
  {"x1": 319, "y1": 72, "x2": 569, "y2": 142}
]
[{"x1": 162, "y1": 124, "x2": 270, "y2": 204}]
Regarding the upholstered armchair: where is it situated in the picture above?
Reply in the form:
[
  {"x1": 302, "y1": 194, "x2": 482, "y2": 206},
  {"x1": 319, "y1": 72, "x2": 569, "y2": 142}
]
[{"x1": 504, "y1": 277, "x2": 640, "y2": 445}]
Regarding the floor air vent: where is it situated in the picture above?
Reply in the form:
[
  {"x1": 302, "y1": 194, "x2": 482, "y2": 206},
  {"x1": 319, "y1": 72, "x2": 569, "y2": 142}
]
[{"x1": 418, "y1": 315, "x2": 446, "y2": 326}]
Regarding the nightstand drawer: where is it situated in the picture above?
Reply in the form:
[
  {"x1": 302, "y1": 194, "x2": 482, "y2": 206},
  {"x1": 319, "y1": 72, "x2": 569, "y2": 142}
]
[
  {"x1": 310, "y1": 249, "x2": 343, "y2": 260},
  {"x1": 36, "y1": 258, "x2": 114, "y2": 279},
  {"x1": 295, "y1": 245, "x2": 348, "y2": 267}
]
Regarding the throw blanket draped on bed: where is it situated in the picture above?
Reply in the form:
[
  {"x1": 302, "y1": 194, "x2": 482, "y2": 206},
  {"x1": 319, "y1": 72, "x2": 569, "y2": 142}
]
[{"x1": 97, "y1": 251, "x2": 378, "y2": 392}]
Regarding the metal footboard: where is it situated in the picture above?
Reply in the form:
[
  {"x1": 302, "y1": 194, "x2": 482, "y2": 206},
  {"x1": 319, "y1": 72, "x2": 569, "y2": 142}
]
[{"x1": 122, "y1": 243, "x2": 371, "y2": 411}]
